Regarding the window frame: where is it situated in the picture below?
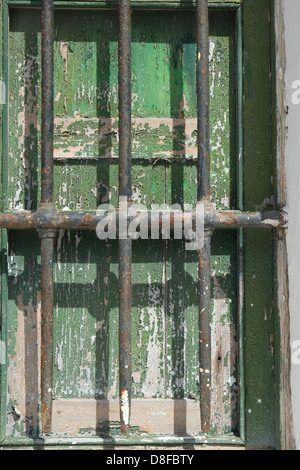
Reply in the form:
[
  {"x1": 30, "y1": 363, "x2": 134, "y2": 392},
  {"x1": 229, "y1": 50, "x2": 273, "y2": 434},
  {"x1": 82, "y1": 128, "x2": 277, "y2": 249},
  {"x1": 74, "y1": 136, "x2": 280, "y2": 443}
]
[{"x1": 0, "y1": 0, "x2": 283, "y2": 449}]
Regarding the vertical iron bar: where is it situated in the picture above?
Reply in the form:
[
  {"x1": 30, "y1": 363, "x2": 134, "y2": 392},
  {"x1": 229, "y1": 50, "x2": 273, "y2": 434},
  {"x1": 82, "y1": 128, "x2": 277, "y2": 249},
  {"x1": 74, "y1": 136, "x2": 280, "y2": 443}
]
[
  {"x1": 40, "y1": 0, "x2": 55, "y2": 435},
  {"x1": 198, "y1": 230, "x2": 212, "y2": 432},
  {"x1": 40, "y1": 234, "x2": 55, "y2": 435},
  {"x1": 197, "y1": 0, "x2": 212, "y2": 433},
  {"x1": 41, "y1": 0, "x2": 54, "y2": 205},
  {"x1": 197, "y1": 0, "x2": 210, "y2": 203},
  {"x1": 118, "y1": 0, "x2": 132, "y2": 434}
]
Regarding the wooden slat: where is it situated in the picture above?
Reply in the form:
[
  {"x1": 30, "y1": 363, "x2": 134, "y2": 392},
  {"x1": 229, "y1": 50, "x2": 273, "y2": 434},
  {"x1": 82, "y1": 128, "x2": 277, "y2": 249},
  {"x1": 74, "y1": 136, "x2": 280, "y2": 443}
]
[{"x1": 51, "y1": 398, "x2": 201, "y2": 435}]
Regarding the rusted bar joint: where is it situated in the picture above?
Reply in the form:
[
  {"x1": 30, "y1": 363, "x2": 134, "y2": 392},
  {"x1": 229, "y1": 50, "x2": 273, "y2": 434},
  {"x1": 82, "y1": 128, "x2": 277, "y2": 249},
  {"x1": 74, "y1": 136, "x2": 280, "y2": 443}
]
[{"x1": 34, "y1": 202, "x2": 60, "y2": 232}]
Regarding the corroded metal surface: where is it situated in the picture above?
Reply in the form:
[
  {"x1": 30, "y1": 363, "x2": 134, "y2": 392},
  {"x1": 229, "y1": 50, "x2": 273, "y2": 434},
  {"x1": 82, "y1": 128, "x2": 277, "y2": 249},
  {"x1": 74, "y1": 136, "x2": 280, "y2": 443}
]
[
  {"x1": 0, "y1": 209, "x2": 287, "y2": 231},
  {"x1": 197, "y1": 0, "x2": 210, "y2": 202},
  {"x1": 197, "y1": 0, "x2": 211, "y2": 433},
  {"x1": 41, "y1": 0, "x2": 54, "y2": 205},
  {"x1": 198, "y1": 229, "x2": 212, "y2": 432},
  {"x1": 40, "y1": 0, "x2": 56, "y2": 435},
  {"x1": 40, "y1": 234, "x2": 55, "y2": 435},
  {"x1": 118, "y1": 0, "x2": 132, "y2": 434}
]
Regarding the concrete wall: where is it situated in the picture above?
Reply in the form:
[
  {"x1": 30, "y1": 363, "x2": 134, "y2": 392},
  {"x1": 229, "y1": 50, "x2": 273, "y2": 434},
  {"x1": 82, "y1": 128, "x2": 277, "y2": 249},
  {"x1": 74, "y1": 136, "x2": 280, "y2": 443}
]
[{"x1": 281, "y1": 0, "x2": 300, "y2": 450}]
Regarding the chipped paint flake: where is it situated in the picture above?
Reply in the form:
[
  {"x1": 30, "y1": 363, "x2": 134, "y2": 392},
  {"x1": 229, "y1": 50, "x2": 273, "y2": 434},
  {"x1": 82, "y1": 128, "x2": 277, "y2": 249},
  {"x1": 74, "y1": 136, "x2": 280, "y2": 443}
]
[{"x1": 120, "y1": 389, "x2": 130, "y2": 425}]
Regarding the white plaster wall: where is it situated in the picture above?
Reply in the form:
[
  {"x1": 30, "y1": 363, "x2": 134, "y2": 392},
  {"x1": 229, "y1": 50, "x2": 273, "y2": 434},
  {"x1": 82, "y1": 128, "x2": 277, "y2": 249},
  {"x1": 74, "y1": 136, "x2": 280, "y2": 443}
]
[{"x1": 282, "y1": 0, "x2": 300, "y2": 450}]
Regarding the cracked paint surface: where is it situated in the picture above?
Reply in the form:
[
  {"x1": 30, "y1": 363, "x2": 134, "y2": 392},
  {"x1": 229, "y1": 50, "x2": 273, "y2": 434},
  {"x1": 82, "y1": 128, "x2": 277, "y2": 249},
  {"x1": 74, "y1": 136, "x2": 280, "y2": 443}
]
[{"x1": 6, "y1": 8, "x2": 239, "y2": 437}]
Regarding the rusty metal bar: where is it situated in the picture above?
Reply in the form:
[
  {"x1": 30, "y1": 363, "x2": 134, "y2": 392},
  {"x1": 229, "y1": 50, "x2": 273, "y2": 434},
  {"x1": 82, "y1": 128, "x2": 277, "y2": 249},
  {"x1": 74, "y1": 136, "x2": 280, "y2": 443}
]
[
  {"x1": 40, "y1": 232, "x2": 55, "y2": 435},
  {"x1": 118, "y1": 0, "x2": 132, "y2": 434},
  {"x1": 0, "y1": 209, "x2": 287, "y2": 231},
  {"x1": 40, "y1": 0, "x2": 55, "y2": 435},
  {"x1": 197, "y1": 0, "x2": 210, "y2": 203},
  {"x1": 198, "y1": 228, "x2": 212, "y2": 432},
  {"x1": 197, "y1": 0, "x2": 212, "y2": 433},
  {"x1": 41, "y1": 0, "x2": 54, "y2": 205}
]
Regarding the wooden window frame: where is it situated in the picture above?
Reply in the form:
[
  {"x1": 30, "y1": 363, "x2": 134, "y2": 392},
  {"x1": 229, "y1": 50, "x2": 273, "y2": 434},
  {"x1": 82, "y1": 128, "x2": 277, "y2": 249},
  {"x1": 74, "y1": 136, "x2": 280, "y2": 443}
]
[{"x1": 0, "y1": 0, "x2": 286, "y2": 449}]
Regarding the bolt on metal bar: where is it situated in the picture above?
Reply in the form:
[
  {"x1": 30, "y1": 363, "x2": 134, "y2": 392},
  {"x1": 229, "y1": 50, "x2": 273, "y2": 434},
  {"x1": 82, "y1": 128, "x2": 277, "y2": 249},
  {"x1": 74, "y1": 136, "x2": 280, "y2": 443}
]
[
  {"x1": 118, "y1": 0, "x2": 132, "y2": 434},
  {"x1": 40, "y1": 0, "x2": 55, "y2": 435},
  {"x1": 196, "y1": 0, "x2": 212, "y2": 433}
]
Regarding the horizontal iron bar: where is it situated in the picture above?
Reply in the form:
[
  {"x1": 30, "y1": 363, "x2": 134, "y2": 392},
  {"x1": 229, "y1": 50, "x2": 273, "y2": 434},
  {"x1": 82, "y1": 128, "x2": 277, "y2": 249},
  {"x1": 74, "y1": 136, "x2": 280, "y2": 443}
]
[
  {"x1": 0, "y1": 209, "x2": 287, "y2": 231},
  {"x1": 6, "y1": 1, "x2": 241, "y2": 11}
]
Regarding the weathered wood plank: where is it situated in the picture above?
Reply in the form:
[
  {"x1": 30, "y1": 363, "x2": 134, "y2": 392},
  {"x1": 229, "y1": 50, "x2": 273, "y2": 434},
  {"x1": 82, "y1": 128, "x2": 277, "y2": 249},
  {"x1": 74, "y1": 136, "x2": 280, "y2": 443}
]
[
  {"x1": 52, "y1": 398, "x2": 202, "y2": 436},
  {"x1": 8, "y1": 9, "x2": 236, "y2": 210},
  {"x1": 243, "y1": 0, "x2": 278, "y2": 448}
]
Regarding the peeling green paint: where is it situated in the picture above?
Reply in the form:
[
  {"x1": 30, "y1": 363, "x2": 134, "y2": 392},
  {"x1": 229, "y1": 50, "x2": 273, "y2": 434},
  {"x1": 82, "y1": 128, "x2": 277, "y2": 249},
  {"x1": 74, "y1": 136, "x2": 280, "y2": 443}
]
[
  {"x1": 5, "y1": 6, "x2": 238, "y2": 437},
  {"x1": 8, "y1": 9, "x2": 236, "y2": 212},
  {"x1": 243, "y1": 0, "x2": 279, "y2": 449}
]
